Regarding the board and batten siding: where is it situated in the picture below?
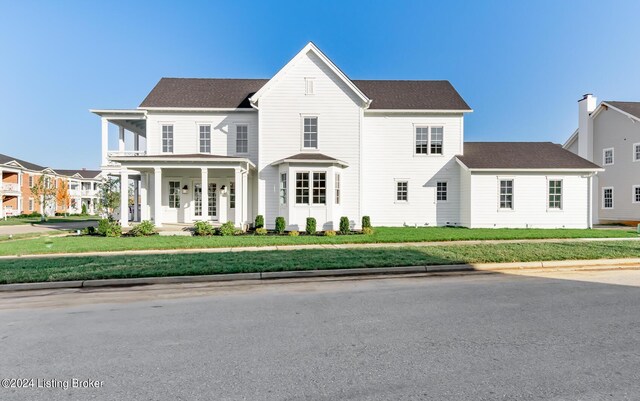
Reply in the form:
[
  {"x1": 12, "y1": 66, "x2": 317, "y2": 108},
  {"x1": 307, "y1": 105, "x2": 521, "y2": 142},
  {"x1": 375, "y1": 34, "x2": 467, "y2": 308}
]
[
  {"x1": 145, "y1": 111, "x2": 259, "y2": 164},
  {"x1": 257, "y1": 50, "x2": 364, "y2": 229},
  {"x1": 591, "y1": 107, "x2": 640, "y2": 221},
  {"x1": 361, "y1": 113, "x2": 464, "y2": 227},
  {"x1": 468, "y1": 172, "x2": 590, "y2": 228}
]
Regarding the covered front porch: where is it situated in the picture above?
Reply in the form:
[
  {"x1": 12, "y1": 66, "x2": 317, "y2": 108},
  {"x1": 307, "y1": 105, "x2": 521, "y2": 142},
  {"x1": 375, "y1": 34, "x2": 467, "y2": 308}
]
[{"x1": 110, "y1": 155, "x2": 255, "y2": 229}]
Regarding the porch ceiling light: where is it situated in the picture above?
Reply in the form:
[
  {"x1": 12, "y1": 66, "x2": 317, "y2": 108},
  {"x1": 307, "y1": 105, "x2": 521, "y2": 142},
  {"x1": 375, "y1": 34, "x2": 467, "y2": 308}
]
[{"x1": 182, "y1": 185, "x2": 189, "y2": 194}]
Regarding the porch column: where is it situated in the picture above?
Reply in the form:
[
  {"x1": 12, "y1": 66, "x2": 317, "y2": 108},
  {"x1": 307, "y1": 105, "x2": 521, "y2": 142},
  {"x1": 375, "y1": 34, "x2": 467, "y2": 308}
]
[
  {"x1": 140, "y1": 173, "x2": 148, "y2": 221},
  {"x1": 133, "y1": 178, "x2": 139, "y2": 222},
  {"x1": 201, "y1": 168, "x2": 208, "y2": 221},
  {"x1": 153, "y1": 167, "x2": 162, "y2": 227},
  {"x1": 234, "y1": 167, "x2": 243, "y2": 228},
  {"x1": 118, "y1": 126, "x2": 125, "y2": 153},
  {"x1": 101, "y1": 118, "x2": 109, "y2": 166},
  {"x1": 134, "y1": 133, "x2": 140, "y2": 153},
  {"x1": 120, "y1": 169, "x2": 129, "y2": 227}
]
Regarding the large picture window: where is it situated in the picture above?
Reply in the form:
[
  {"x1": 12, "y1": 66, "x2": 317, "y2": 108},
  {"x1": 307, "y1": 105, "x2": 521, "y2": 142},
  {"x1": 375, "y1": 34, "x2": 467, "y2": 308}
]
[
  {"x1": 303, "y1": 117, "x2": 318, "y2": 149},
  {"x1": 548, "y1": 180, "x2": 562, "y2": 209},
  {"x1": 168, "y1": 181, "x2": 180, "y2": 208},
  {"x1": 162, "y1": 125, "x2": 174, "y2": 153},
  {"x1": 296, "y1": 172, "x2": 309, "y2": 204},
  {"x1": 499, "y1": 180, "x2": 514, "y2": 209},
  {"x1": 236, "y1": 125, "x2": 248, "y2": 153}
]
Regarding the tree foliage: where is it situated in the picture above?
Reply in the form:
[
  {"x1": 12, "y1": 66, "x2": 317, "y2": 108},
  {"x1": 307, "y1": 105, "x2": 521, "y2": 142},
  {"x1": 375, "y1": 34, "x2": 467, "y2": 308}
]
[
  {"x1": 30, "y1": 174, "x2": 56, "y2": 220},
  {"x1": 56, "y1": 180, "x2": 71, "y2": 215},
  {"x1": 97, "y1": 176, "x2": 120, "y2": 218}
]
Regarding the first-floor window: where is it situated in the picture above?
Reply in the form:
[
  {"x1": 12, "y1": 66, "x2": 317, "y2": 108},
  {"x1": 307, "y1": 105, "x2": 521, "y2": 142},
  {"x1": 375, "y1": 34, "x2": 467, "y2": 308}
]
[
  {"x1": 396, "y1": 181, "x2": 408, "y2": 202},
  {"x1": 199, "y1": 125, "x2": 211, "y2": 153},
  {"x1": 169, "y1": 181, "x2": 180, "y2": 208},
  {"x1": 603, "y1": 187, "x2": 613, "y2": 209},
  {"x1": 436, "y1": 181, "x2": 447, "y2": 201},
  {"x1": 312, "y1": 172, "x2": 326, "y2": 204},
  {"x1": 634, "y1": 186, "x2": 640, "y2": 203},
  {"x1": 296, "y1": 172, "x2": 309, "y2": 204},
  {"x1": 548, "y1": 179, "x2": 562, "y2": 209},
  {"x1": 499, "y1": 180, "x2": 514, "y2": 209},
  {"x1": 279, "y1": 173, "x2": 287, "y2": 205},
  {"x1": 28, "y1": 198, "x2": 34, "y2": 211},
  {"x1": 229, "y1": 182, "x2": 236, "y2": 209},
  {"x1": 335, "y1": 173, "x2": 341, "y2": 204}
]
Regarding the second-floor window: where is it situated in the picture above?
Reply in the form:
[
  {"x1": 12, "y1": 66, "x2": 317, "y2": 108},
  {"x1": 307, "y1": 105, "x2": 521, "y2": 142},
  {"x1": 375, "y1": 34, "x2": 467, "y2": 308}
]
[
  {"x1": 303, "y1": 117, "x2": 318, "y2": 149},
  {"x1": 162, "y1": 125, "x2": 174, "y2": 153},
  {"x1": 28, "y1": 176, "x2": 33, "y2": 187},
  {"x1": 415, "y1": 126, "x2": 444, "y2": 155},
  {"x1": 634, "y1": 143, "x2": 640, "y2": 162},
  {"x1": 236, "y1": 125, "x2": 248, "y2": 153},
  {"x1": 603, "y1": 148, "x2": 614, "y2": 165},
  {"x1": 199, "y1": 125, "x2": 211, "y2": 153}
]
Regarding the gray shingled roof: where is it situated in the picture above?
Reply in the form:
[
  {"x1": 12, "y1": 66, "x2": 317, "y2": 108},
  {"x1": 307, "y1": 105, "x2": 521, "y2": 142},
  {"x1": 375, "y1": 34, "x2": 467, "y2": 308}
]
[
  {"x1": 284, "y1": 153, "x2": 339, "y2": 161},
  {"x1": 605, "y1": 101, "x2": 640, "y2": 120},
  {"x1": 139, "y1": 78, "x2": 470, "y2": 111},
  {"x1": 457, "y1": 142, "x2": 601, "y2": 170},
  {"x1": 54, "y1": 169, "x2": 102, "y2": 179},
  {"x1": 0, "y1": 153, "x2": 46, "y2": 171}
]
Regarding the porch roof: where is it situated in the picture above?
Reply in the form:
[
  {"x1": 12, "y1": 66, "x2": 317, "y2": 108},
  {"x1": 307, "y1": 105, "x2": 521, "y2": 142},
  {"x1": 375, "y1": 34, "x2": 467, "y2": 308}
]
[
  {"x1": 271, "y1": 152, "x2": 348, "y2": 167},
  {"x1": 109, "y1": 153, "x2": 256, "y2": 168}
]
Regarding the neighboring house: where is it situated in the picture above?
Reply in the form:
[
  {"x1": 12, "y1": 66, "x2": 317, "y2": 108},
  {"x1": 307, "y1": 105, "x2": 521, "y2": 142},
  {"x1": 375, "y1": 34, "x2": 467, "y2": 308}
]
[
  {"x1": 564, "y1": 95, "x2": 640, "y2": 224},
  {"x1": 93, "y1": 42, "x2": 600, "y2": 229},
  {"x1": 53, "y1": 169, "x2": 102, "y2": 214},
  {"x1": 0, "y1": 153, "x2": 100, "y2": 217}
]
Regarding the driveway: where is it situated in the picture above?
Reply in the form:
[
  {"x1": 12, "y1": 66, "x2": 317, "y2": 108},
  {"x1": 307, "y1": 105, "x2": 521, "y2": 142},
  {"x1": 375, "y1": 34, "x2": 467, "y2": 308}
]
[
  {"x1": 1, "y1": 270, "x2": 640, "y2": 400},
  {"x1": 0, "y1": 221, "x2": 97, "y2": 235}
]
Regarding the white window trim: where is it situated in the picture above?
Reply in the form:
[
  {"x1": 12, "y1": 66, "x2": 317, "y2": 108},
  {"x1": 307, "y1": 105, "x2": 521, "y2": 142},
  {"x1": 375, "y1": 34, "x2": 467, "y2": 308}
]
[
  {"x1": 603, "y1": 147, "x2": 614, "y2": 166},
  {"x1": 310, "y1": 171, "x2": 327, "y2": 206},
  {"x1": 435, "y1": 180, "x2": 448, "y2": 203},
  {"x1": 394, "y1": 178, "x2": 409, "y2": 203},
  {"x1": 602, "y1": 186, "x2": 614, "y2": 209},
  {"x1": 546, "y1": 177, "x2": 563, "y2": 211},
  {"x1": 196, "y1": 123, "x2": 212, "y2": 154},
  {"x1": 160, "y1": 122, "x2": 175, "y2": 154},
  {"x1": 335, "y1": 172, "x2": 341, "y2": 205},
  {"x1": 300, "y1": 114, "x2": 319, "y2": 151},
  {"x1": 632, "y1": 185, "x2": 640, "y2": 204},
  {"x1": 413, "y1": 124, "x2": 445, "y2": 157},
  {"x1": 497, "y1": 177, "x2": 515, "y2": 211},
  {"x1": 168, "y1": 179, "x2": 181, "y2": 209},
  {"x1": 235, "y1": 123, "x2": 249, "y2": 155},
  {"x1": 294, "y1": 171, "x2": 311, "y2": 206},
  {"x1": 633, "y1": 143, "x2": 640, "y2": 162},
  {"x1": 305, "y1": 77, "x2": 315, "y2": 95},
  {"x1": 279, "y1": 173, "x2": 287, "y2": 205}
]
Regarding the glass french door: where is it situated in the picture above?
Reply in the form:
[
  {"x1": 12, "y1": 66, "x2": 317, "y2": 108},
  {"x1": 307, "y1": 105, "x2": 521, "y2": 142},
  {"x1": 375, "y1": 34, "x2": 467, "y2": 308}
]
[{"x1": 193, "y1": 182, "x2": 217, "y2": 219}]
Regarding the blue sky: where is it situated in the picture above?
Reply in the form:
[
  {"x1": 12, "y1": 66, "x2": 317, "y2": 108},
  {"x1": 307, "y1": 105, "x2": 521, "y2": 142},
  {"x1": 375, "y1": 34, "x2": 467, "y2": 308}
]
[{"x1": 1, "y1": 0, "x2": 640, "y2": 169}]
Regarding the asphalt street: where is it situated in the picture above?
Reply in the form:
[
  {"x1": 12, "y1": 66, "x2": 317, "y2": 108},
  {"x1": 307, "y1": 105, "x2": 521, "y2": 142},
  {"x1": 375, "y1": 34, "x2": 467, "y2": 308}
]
[{"x1": 1, "y1": 269, "x2": 640, "y2": 400}]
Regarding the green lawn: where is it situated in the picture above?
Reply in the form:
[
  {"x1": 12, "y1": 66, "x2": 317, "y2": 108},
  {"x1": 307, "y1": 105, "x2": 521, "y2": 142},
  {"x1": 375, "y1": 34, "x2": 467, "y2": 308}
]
[
  {"x1": 0, "y1": 226, "x2": 636, "y2": 256},
  {"x1": 1, "y1": 240, "x2": 639, "y2": 284},
  {"x1": 0, "y1": 215, "x2": 99, "y2": 226}
]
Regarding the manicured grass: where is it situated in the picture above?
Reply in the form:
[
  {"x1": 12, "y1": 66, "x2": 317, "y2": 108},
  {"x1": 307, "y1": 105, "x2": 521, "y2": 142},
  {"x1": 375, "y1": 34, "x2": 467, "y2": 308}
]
[
  {"x1": 1, "y1": 240, "x2": 639, "y2": 284},
  {"x1": 0, "y1": 216, "x2": 99, "y2": 226},
  {"x1": 0, "y1": 226, "x2": 635, "y2": 256},
  {"x1": 0, "y1": 231, "x2": 61, "y2": 242}
]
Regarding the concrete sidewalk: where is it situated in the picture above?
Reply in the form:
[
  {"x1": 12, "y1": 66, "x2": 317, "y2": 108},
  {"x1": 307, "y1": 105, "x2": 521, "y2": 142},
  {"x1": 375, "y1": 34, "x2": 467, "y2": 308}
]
[
  {"x1": 0, "y1": 235, "x2": 638, "y2": 260},
  {"x1": 2, "y1": 257, "x2": 639, "y2": 292},
  {"x1": 0, "y1": 221, "x2": 97, "y2": 236}
]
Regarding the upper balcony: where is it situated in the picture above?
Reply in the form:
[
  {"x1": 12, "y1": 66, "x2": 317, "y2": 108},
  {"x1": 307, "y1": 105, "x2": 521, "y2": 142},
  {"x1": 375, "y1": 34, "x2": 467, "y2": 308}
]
[
  {"x1": 90, "y1": 109, "x2": 147, "y2": 169},
  {"x1": 1, "y1": 182, "x2": 20, "y2": 193}
]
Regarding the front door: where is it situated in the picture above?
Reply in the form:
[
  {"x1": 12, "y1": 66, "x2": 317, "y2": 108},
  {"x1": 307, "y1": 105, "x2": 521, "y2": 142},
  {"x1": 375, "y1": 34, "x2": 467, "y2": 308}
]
[{"x1": 193, "y1": 181, "x2": 218, "y2": 221}]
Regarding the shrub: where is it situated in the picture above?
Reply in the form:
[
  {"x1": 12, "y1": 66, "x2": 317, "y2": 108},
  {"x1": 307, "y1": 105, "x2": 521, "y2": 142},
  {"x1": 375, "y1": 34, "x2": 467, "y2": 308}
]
[
  {"x1": 217, "y1": 221, "x2": 236, "y2": 236},
  {"x1": 55, "y1": 212, "x2": 65, "y2": 217},
  {"x1": 82, "y1": 226, "x2": 96, "y2": 235},
  {"x1": 288, "y1": 230, "x2": 299, "y2": 237},
  {"x1": 81, "y1": 204, "x2": 88, "y2": 215},
  {"x1": 255, "y1": 215, "x2": 264, "y2": 229},
  {"x1": 306, "y1": 217, "x2": 316, "y2": 235},
  {"x1": 362, "y1": 216, "x2": 371, "y2": 229},
  {"x1": 129, "y1": 220, "x2": 157, "y2": 237},
  {"x1": 362, "y1": 227, "x2": 374, "y2": 235},
  {"x1": 275, "y1": 217, "x2": 286, "y2": 234},
  {"x1": 323, "y1": 230, "x2": 336, "y2": 237},
  {"x1": 193, "y1": 221, "x2": 215, "y2": 236},
  {"x1": 339, "y1": 216, "x2": 350, "y2": 235},
  {"x1": 255, "y1": 227, "x2": 268, "y2": 236},
  {"x1": 96, "y1": 218, "x2": 122, "y2": 237}
]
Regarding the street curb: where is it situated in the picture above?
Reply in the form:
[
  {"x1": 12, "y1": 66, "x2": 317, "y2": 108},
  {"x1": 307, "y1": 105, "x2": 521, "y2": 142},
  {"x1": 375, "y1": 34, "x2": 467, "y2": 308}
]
[{"x1": 1, "y1": 258, "x2": 640, "y2": 292}]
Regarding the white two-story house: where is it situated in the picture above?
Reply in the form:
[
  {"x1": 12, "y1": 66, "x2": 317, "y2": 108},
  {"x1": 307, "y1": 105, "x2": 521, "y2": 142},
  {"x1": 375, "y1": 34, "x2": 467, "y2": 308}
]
[
  {"x1": 93, "y1": 42, "x2": 600, "y2": 230},
  {"x1": 564, "y1": 95, "x2": 640, "y2": 224}
]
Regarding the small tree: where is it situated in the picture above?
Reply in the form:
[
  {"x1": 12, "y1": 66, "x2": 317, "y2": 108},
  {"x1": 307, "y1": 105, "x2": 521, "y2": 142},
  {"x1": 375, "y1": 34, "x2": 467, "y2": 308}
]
[
  {"x1": 97, "y1": 176, "x2": 120, "y2": 219},
  {"x1": 30, "y1": 174, "x2": 56, "y2": 221},
  {"x1": 56, "y1": 181, "x2": 71, "y2": 216}
]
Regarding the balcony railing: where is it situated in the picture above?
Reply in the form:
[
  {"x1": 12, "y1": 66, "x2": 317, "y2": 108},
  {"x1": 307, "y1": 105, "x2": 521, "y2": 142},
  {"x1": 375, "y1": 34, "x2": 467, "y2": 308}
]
[
  {"x1": 1, "y1": 183, "x2": 20, "y2": 192},
  {"x1": 81, "y1": 190, "x2": 97, "y2": 197},
  {"x1": 107, "y1": 150, "x2": 147, "y2": 157}
]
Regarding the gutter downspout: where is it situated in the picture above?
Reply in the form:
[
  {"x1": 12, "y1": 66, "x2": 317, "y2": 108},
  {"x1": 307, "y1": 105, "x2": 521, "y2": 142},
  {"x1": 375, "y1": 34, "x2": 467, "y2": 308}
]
[{"x1": 587, "y1": 173, "x2": 595, "y2": 229}]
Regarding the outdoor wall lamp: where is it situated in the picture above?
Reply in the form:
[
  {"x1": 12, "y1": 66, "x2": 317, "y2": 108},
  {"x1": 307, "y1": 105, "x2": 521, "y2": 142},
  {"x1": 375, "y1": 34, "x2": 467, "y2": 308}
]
[
  {"x1": 182, "y1": 185, "x2": 188, "y2": 194},
  {"x1": 221, "y1": 185, "x2": 226, "y2": 192}
]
